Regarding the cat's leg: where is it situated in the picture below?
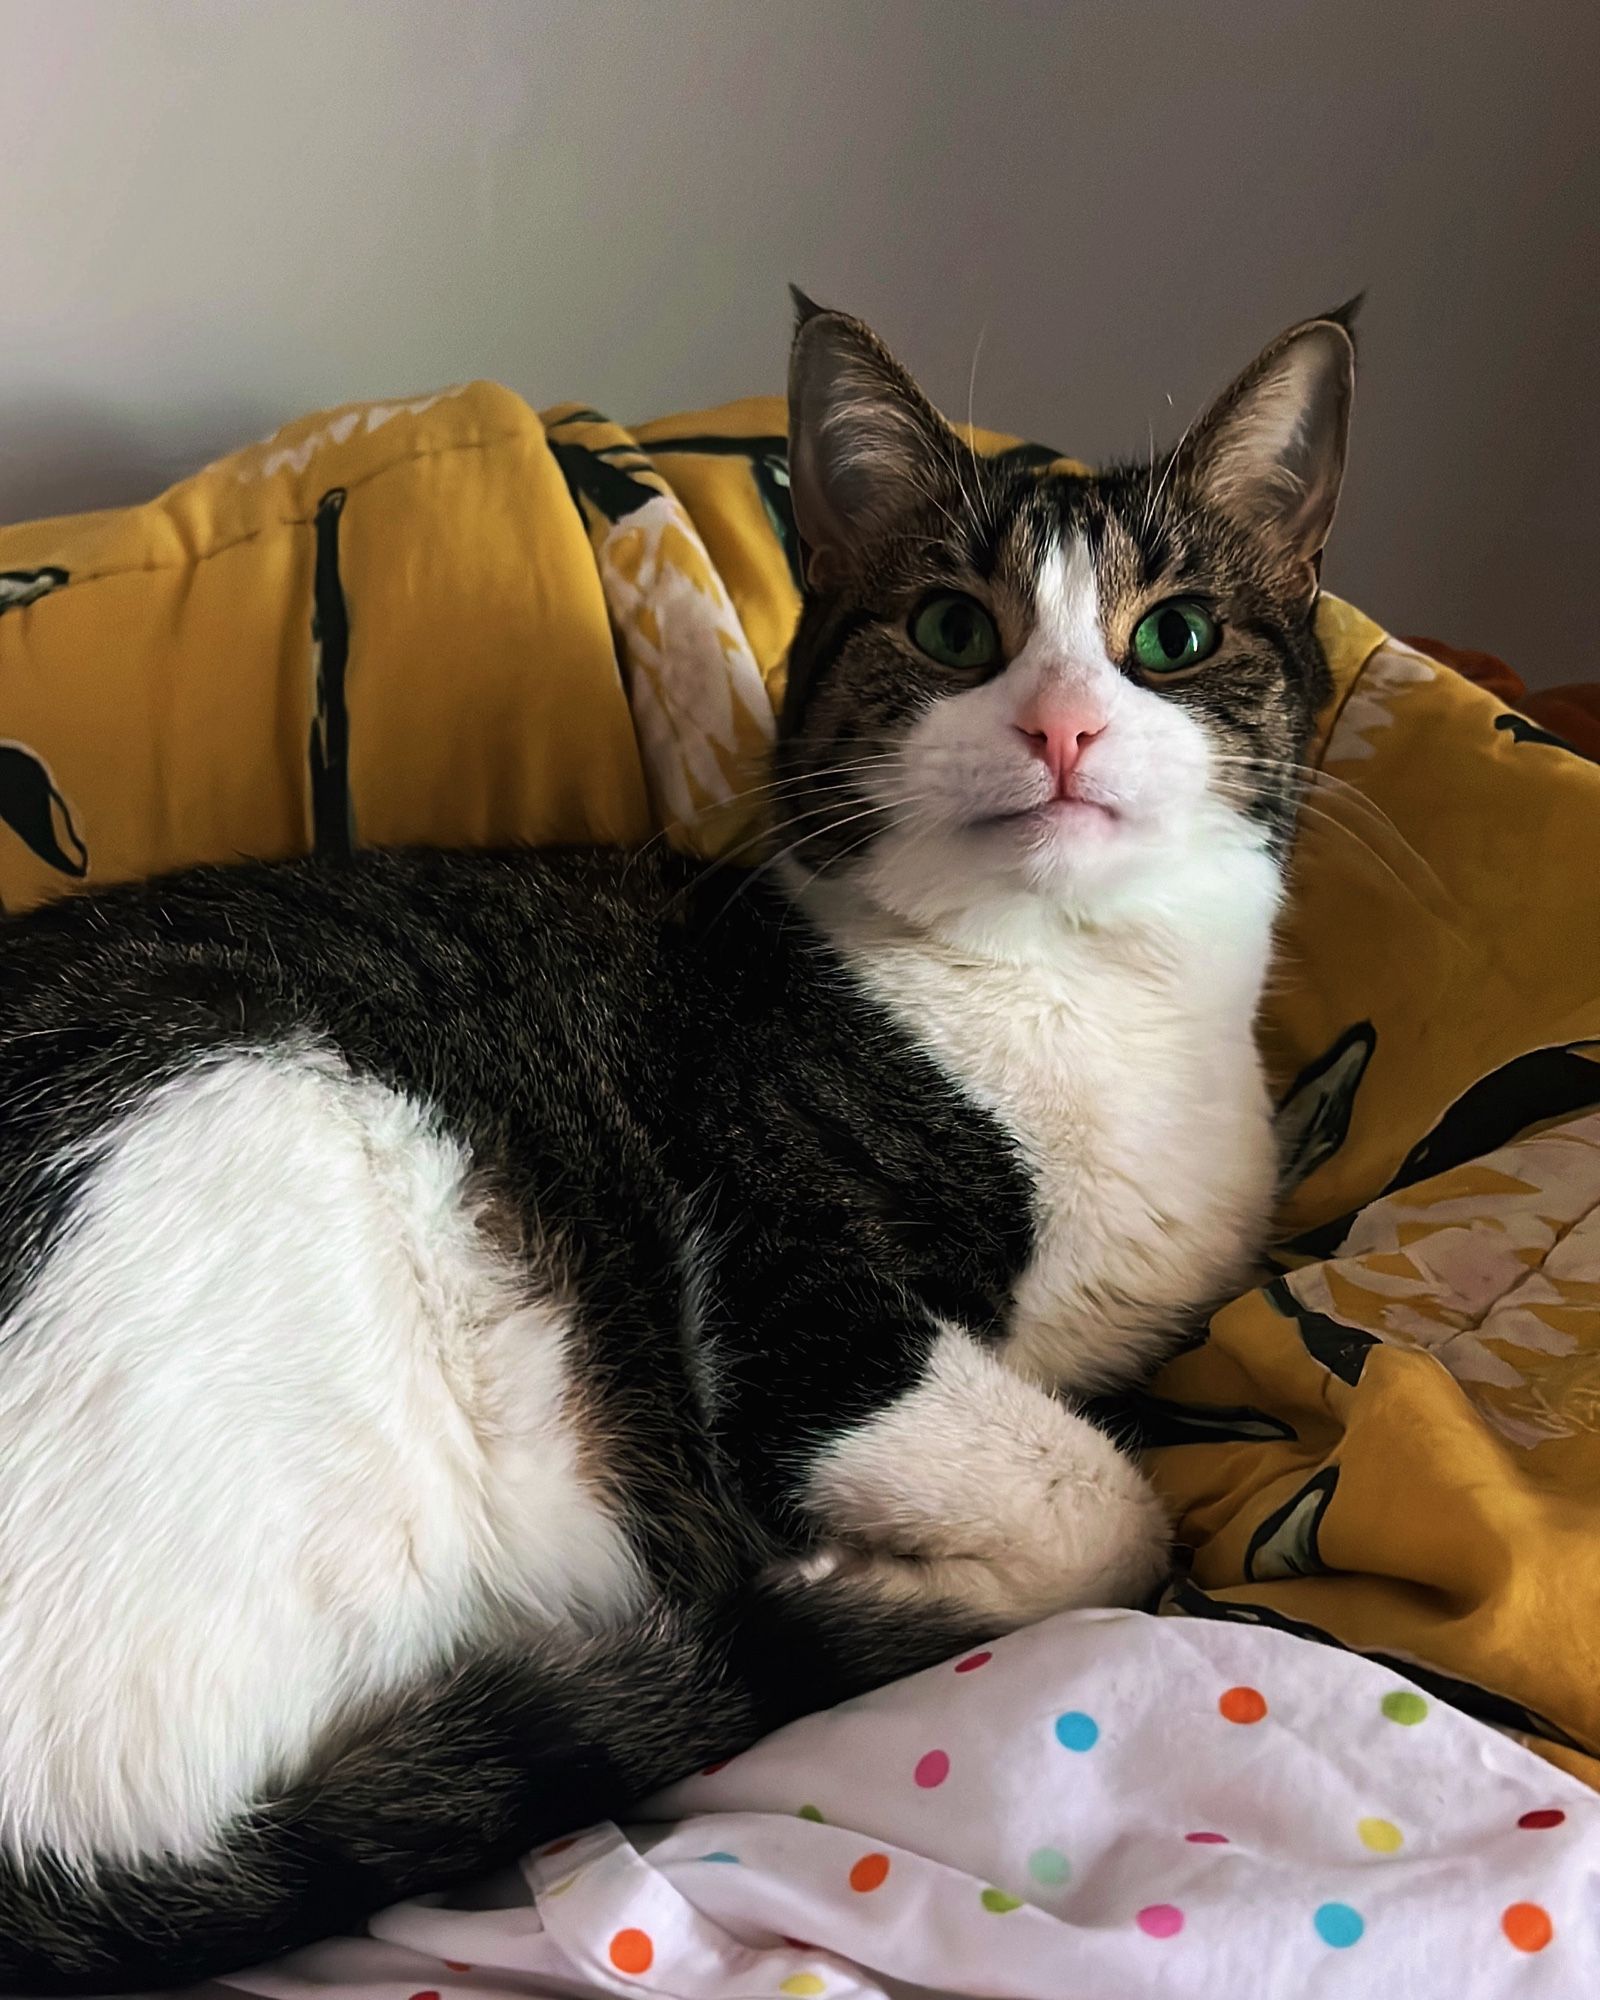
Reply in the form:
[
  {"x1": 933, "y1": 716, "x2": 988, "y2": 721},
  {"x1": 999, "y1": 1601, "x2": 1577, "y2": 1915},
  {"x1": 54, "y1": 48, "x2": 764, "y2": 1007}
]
[{"x1": 785, "y1": 1321, "x2": 1169, "y2": 1630}]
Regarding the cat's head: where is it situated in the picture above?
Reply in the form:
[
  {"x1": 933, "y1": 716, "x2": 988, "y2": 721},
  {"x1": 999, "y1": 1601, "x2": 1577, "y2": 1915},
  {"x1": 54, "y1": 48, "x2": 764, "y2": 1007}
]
[{"x1": 773, "y1": 291, "x2": 1355, "y2": 940}]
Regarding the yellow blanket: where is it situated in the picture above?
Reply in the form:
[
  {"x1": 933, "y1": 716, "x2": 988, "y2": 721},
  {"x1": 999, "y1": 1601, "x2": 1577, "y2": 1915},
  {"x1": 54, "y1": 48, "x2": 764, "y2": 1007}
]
[{"x1": 3, "y1": 382, "x2": 1598, "y2": 1783}]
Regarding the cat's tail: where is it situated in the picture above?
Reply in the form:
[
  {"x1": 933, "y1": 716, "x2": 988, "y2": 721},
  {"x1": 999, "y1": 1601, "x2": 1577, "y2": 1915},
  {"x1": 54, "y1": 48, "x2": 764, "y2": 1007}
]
[{"x1": 0, "y1": 1573, "x2": 981, "y2": 1995}]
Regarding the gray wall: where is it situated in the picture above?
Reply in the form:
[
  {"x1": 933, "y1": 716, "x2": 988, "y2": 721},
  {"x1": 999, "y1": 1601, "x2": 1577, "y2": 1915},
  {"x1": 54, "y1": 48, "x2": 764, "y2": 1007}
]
[{"x1": 2, "y1": 0, "x2": 1594, "y2": 681}]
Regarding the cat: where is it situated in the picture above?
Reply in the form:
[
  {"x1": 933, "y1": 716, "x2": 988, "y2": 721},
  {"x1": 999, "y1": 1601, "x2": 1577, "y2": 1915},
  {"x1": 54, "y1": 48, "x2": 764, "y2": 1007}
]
[{"x1": 0, "y1": 289, "x2": 1353, "y2": 1990}]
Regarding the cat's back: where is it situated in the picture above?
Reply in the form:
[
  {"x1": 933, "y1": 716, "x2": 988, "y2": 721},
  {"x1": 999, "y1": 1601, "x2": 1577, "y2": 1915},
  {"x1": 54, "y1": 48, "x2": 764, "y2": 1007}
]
[
  {"x1": 0, "y1": 841, "x2": 790, "y2": 1152},
  {"x1": 0, "y1": 841, "x2": 693, "y2": 1028}
]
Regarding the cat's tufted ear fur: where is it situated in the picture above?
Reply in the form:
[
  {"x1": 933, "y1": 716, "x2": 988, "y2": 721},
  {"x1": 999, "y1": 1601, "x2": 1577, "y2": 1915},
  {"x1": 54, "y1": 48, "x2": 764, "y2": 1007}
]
[
  {"x1": 1177, "y1": 299, "x2": 1359, "y2": 593},
  {"x1": 787, "y1": 287, "x2": 957, "y2": 587}
]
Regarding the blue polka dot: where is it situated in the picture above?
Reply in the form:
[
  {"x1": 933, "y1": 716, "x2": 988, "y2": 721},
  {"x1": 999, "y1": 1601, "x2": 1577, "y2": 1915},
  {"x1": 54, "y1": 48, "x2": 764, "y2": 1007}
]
[
  {"x1": 1314, "y1": 1902, "x2": 1364, "y2": 1948},
  {"x1": 1053, "y1": 1710, "x2": 1099, "y2": 1752},
  {"x1": 697, "y1": 1851, "x2": 740, "y2": 1864}
]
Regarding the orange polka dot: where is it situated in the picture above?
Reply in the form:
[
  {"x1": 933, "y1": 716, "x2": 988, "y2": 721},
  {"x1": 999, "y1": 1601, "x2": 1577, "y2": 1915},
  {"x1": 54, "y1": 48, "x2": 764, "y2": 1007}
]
[
  {"x1": 849, "y1": 1851, "x2": 891, "y2": 1893},
  {"x1": 608, "y1": 1928, "x2": 654, "y2": 1974},
  {"x1": 1219, "y1": 1685, "x2": 1268, "y2": 1725},
  {"x1": 1503, "y1": 1903, "x2": 1553, "y2": 1953}
]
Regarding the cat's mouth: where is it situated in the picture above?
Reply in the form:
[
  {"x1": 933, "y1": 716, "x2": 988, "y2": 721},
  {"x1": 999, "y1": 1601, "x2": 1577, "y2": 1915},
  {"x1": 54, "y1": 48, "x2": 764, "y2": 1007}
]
[{"x1": 976, "y1": 795, "x2": 1121, "y2": 835}]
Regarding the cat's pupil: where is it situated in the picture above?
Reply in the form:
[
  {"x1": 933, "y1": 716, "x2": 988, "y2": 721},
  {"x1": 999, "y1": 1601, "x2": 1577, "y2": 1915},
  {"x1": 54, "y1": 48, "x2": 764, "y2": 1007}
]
[
  {"x1": 943, "y1": 605, "x2": 975, "y2": 654},
  {"x1": 1157, "y1": 608, "x2": 1191, "y2": 660}
]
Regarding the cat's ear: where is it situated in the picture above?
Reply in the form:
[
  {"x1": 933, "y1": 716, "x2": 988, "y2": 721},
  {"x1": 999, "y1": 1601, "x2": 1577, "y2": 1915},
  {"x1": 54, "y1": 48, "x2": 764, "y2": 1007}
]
[
  {"x1": 787, "y1": 287, "x2": 953, "y2": 587},
  {"x1": 1178, "y1": 300, "x2": 1359, "y2": 591}
]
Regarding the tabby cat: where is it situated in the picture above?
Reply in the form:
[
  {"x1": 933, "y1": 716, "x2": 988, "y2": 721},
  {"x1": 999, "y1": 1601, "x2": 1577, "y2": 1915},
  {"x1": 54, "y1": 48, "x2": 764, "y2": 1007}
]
[{"x1": 0, "y1": 291, "x2": 1353, "y2": 1989}]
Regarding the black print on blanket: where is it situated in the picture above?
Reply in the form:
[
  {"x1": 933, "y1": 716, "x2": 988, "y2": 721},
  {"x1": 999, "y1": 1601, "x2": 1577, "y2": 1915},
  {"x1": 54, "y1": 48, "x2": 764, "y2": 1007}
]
[
  {"x1": 0, "y1": 567, "x2": 68, "y2": 616},
  {"x1": 0, "y1": 743, "x2": 88, "y2": 892},
  {"x1": 1274, "y1": 1021, "x2": 1377, "y2": 1192},
  {"x1": 1245, "y1": 1466, "x2": 1340, "y2": 1581},
  {"x1": 308, "y1": 488, "x2": 354, "y2": 860},
  {"x1": 1495, "y1": 711, "x2": 1580, "y2": 755}
]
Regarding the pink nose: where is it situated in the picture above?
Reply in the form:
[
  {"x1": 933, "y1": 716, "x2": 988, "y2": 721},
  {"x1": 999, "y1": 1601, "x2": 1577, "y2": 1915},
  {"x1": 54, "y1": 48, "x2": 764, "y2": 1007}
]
[{"x1": 1015, "y1": 708, "x2": 1105, "y2": 794}]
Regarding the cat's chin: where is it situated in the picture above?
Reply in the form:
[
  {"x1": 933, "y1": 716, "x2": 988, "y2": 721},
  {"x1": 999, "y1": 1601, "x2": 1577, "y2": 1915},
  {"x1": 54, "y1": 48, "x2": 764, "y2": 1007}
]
[
  {"x1": 1010, "y1": 824, "x2": 1162, "y2": 908},
  {"x1": 973, "y1": 795, "x2": 1148, "y2": 898},
  {"x1": 824, "y1": 809, "x2": 1185, "y2": 945}
]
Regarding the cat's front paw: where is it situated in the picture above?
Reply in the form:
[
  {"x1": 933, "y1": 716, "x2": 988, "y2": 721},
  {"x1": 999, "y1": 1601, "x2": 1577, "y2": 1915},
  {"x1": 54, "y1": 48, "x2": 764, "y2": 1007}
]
[{"x1": 794, "y1": 1327, "x2": 1170, "y2": 1631}]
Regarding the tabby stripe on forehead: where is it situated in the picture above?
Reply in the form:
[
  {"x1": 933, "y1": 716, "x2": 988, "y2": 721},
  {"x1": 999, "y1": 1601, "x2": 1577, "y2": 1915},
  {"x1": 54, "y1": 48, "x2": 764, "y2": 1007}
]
[
  {"x1": 960, "y1": 511, "x2": 1006, "y2": 582},
  {"x1": 1134, "y1": 524, "x2": 1176, "y2": 585}
]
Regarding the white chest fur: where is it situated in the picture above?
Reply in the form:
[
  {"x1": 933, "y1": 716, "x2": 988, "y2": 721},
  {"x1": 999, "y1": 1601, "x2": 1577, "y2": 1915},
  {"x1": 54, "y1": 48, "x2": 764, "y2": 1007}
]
[{"x1": 829, "y1": 856, "x2": 1283, "y2": 1395}]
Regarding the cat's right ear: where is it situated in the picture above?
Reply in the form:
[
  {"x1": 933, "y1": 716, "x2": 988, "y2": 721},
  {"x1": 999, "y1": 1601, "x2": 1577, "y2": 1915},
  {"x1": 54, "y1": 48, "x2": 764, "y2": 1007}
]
[{"x1": 787, "y1": 288, "x2": 951, "y2": 587}]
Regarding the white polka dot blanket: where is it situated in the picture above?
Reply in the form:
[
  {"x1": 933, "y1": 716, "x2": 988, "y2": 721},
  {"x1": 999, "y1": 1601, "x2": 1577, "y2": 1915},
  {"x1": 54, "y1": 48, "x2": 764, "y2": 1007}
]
[{"x1": 193, "y1": 1608, "x2": 1595, "y2": 2000}]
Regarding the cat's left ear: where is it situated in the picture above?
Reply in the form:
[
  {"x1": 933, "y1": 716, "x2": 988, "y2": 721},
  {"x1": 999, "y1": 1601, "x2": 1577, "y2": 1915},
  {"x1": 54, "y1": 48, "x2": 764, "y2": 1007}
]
[
  {"x1": 1178, "y1": 300, "x2": 1359, "y2": 594},
  {"x1": 787, "y1": 287, "x2": 955, "y2": 588}
]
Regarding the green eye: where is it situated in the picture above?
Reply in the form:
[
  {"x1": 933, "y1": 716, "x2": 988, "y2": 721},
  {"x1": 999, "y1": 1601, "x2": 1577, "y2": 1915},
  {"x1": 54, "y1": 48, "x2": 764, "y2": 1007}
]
[
  {"x1": 1130, "y1": 599, "x2": 1221, "y2": 675},
  {"x1": 909, "y1": 593, "x2": 1000, "y2": 671}
]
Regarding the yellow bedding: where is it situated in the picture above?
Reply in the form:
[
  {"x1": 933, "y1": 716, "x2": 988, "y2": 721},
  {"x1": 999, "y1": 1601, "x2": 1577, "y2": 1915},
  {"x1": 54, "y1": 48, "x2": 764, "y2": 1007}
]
[{"x1": 3, "y1": 381, "x2": 1598, "y2": 1783}]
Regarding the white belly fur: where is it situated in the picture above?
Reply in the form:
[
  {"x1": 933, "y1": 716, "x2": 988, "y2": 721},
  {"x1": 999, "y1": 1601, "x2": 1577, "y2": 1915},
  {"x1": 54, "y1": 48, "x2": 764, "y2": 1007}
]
[{"x1": 0, "y1": 1048, "x2": 642, "y2": 1871}]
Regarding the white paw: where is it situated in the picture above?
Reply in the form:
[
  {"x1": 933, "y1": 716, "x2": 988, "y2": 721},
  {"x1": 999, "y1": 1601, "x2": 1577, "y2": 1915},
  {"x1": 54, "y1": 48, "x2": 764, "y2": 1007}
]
[{"x1": 798, "y1": 1328, "x2": 1170, "y2": 1630}]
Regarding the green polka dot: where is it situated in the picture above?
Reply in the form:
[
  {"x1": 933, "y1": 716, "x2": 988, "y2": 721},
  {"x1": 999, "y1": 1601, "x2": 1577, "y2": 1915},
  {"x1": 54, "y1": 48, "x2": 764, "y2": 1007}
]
[
  {"x1": 980, "y1": 1888, "x2": 1024, "y2": 1913},
  {"x1": 1381, "y1": 1691, "x2": 1428, "y2": 1726},
  {"x1": 797, "y1": 1803, "x2": 825, "y2": 1822},
  {"x1": 1028, "y1": 1845, "x2": 1071, "y2": 1887}
]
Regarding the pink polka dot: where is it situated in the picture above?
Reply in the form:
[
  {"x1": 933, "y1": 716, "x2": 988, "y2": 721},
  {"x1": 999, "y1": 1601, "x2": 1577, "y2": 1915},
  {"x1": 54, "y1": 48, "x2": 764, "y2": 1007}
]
[
  {"x1": 1137, "y1": 1904, "x2": 1185, "y2": 1939},
  {"x1": 914, "y1": 1749, "x2": 951, "y2": 1788},
  {"x1": 954, "y1": 1651, "x2": 992, "y2": 1673},
  {"x1": 1185, "y1": 1831, "x2": 1229, "y2": 1844}
]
